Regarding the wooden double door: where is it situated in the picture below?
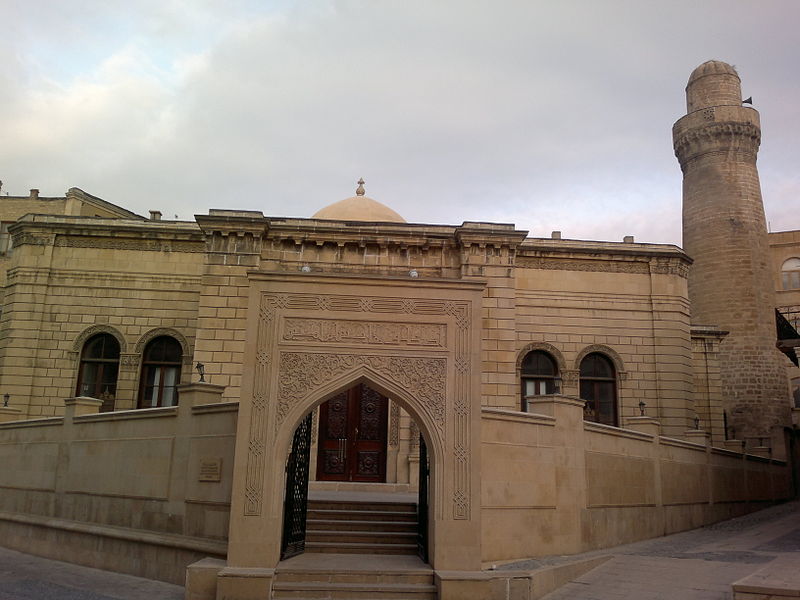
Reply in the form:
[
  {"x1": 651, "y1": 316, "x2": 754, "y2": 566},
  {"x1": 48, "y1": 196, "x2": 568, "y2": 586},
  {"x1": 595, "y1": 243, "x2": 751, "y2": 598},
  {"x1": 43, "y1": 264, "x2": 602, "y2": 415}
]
[{"x1": 316, "y1": 384, "x2": 388, "y2": 482}]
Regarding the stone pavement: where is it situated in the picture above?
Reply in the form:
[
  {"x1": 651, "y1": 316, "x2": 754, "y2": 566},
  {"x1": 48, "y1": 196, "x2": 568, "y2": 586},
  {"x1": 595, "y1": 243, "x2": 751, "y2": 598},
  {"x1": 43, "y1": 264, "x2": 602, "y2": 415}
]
[
  {"x1": 0, "y1": 546, "x2": 183, "y2": 600},
  {"x1": 1, "y1": 501, "x2": 798, "y2": 599},
  {"x1": 531, "y1": 500, "x2": 800, "y2": 600}
]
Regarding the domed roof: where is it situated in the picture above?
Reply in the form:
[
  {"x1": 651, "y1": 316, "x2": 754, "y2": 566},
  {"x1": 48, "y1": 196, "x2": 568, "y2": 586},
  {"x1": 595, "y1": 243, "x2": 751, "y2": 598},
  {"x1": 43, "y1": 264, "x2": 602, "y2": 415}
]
[
  {"x1": 688, "y1": 60, "x2": 739, "y2": 84},
  {"x1": 312, "y1": 179, "x2": 406, "y2": 223}
]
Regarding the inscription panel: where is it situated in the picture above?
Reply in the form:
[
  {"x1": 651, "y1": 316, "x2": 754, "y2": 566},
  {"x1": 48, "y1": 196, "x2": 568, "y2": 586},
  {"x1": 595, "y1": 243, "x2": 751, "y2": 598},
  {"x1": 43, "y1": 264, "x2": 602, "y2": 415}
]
[{"x1": 282, "y1": 317, "x2": 446, "y2": 348}]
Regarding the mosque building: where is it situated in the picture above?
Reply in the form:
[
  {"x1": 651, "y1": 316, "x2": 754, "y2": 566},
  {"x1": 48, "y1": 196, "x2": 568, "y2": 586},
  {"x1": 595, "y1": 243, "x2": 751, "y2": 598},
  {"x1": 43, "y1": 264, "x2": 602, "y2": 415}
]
[{"x1": 0, "y1": 61, "x2": 797, "y2": 600}]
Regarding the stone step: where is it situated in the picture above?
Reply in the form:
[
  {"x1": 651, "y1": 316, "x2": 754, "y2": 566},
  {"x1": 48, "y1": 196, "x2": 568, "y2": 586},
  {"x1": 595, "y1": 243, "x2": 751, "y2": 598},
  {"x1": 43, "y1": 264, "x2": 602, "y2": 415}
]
[
  {"x1": 308, "y1": 500, "x2": 416, "y2": 514},
  {"x1": 306, "y1": 530, "x2": 417, "y2": 545},
  {"x1": 306, "y1": 509, "x2": 417, "y2": 523},
  {"x1": 307, "y1": 519, "x2": 417, "y2": 533},
  {"x1": 271, "y1": 581, "x2": 436, "y2": 599},
  {"x1": 305, "y1": 541, "x2": 418, "y2": 555},
  {"x1": 276, "y1": 571, "x2": 433, "y2": 586}
]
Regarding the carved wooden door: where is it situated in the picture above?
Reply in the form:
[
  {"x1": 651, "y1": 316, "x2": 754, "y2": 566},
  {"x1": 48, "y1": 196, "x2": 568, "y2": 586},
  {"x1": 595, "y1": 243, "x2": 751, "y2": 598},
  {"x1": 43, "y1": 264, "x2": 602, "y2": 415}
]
[{"x1": 316, "y1": 384, "x2": 388, "y2": 482}]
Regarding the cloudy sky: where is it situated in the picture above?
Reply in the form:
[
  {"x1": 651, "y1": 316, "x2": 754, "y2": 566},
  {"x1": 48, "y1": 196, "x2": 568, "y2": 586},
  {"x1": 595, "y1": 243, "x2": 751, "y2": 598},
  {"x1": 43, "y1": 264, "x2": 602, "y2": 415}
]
[{"x1": 2, "y1": 1, "x2": 798, "y2": 245}]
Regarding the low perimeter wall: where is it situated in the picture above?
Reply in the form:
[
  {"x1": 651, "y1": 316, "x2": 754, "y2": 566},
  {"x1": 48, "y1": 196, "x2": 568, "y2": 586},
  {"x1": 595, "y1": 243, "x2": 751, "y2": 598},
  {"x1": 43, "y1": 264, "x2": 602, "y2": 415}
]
[
  {"x1": 0, "y1": 390, "x2": 792, "y2": 590},
  {"x1": 481, "y1": 396, "x2": 792, "y2": 565},
  {"x1": 0, "y1": 387, "x2": 236, "y2": 585}
]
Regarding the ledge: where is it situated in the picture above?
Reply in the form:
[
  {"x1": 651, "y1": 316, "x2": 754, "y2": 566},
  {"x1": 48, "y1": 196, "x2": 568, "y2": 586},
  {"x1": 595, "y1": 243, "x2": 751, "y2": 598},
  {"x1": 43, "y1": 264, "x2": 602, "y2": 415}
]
[
  {"x1": 481, "y1": 407, "x2": 555, "y2": 426},
  {"x1": 0, "y1": 510, "x2": 227, "y2": 556},
  {"x1": 192, "y1": 401, "x2": 240, "y2": 415},
  {"x1": 74, "y1": 406, "x2": 178, "y2": 423},
  {"x1": 659, "y1": 436, "x2": 707, "y2": 451},
  {"x1": 0, "y1": 417, "x2": 63, "y2": 429},
  {"x1": 584, "y1": 421, "x2": 654, "y2": 442}
]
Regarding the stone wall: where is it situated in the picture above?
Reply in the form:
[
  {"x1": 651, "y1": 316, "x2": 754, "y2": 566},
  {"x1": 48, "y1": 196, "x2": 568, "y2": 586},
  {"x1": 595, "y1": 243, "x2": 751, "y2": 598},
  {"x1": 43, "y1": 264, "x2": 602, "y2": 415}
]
[
  {"x1": 480, "y1": 397, "x2": 791, "y2": 565},
  {"x1": 0, "y1": 388, "x2": 235, "y2": 584},
  {"x1": 0, "y1": 215, "x2": 205, "y2": 417},
  {"x1": 512, "y1": 241, "x2": 693, "y2": 438}
]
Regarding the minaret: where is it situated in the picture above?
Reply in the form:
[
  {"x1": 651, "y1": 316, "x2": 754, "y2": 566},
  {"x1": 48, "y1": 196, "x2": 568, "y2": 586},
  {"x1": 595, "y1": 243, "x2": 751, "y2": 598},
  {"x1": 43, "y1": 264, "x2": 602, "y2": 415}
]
[{"x1": 673, "y1": 60, "x2": 789, "y2": 446}]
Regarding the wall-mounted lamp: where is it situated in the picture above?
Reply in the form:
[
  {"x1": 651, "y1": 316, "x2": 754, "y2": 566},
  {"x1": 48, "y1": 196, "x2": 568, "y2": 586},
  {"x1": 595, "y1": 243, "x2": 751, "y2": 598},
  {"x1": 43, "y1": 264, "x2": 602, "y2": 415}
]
[
  {"x1": 2, "y1": 393, "x2": 8, "y2": 407},
  {"x1": 195, "y1": 362, "x2": 206, "y2": 383},
  {"x1": 694, "y1": 416, "x2": 700, "y2": 430},
  {"x1": 638, "y1": 400, "x2": 646, "y2": 416}
]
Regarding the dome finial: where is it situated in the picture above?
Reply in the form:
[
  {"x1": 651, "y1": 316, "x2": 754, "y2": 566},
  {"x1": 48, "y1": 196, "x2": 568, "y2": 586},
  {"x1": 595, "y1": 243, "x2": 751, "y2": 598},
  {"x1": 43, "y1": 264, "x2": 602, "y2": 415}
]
[{"x1": 356, "y1": 178, "x2": 365, "y2": 196}]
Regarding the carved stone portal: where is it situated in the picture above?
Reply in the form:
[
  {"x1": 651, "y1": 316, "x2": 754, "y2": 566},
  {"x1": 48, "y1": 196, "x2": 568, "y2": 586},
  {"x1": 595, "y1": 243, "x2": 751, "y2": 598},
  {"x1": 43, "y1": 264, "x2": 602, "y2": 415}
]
[{"x1": 241, "y1": 287, "x2": 476, "y2": 523}]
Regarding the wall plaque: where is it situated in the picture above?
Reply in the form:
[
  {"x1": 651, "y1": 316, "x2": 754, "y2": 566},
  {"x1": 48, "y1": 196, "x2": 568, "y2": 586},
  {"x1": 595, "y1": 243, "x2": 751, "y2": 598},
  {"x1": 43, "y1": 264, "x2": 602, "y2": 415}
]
[{"x1": 199, "y1": 458, "x2": 222, "y2": 482}]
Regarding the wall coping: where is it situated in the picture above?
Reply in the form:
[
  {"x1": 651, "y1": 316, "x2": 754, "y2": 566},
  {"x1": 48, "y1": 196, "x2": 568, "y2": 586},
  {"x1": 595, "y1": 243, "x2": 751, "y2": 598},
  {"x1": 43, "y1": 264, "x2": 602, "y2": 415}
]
[
  {"x1": 0, "y1": 417, "x2": 63, "y2": 429},
  {"x1": 659, "y1": 435, "x2": 707, "y2": 451},
  {"x1": 192, "y1": 401, "x2": 240, "y2": 415},
  {"x1": 583, "y1": 421, "x2": 654, "y2": 442},
  {"x1": 481, "y1": 407, "x2": 556, "y2": 426},
  {"x1": 74, "y1": 406, "x2": 178, "y2": 424},
  {"x1": 710, "y1": 446, "x2": 743, "y2": 458},
  {"x1": 0, "y1": 510, "x2": 226, "y2": 556}
]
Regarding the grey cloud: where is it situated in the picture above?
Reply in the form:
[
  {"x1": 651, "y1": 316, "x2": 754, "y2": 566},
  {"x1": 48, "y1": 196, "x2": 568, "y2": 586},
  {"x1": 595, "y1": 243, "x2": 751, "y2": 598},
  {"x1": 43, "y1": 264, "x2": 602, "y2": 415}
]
[{"x1": 1, "y1": 1, "x2": 797, "y2": 244}]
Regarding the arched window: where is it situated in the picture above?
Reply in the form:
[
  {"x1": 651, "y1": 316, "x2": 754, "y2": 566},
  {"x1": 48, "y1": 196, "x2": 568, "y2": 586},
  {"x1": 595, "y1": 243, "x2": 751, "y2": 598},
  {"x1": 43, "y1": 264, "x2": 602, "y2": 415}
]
[
  {"x1": 782, "y1": 258, "x2": 800, "y2": 290},
  {"x1": 520, "y1": 350, "x2": 559, "y2": 411},
  {"x1": 138, "y1": 336, "x2": 182, "y2": 408},
  {"x1": 580, "y1": 353, "x2": 617, "y2": 426},
  {"x1": 76, "y1": 333, "x2": 120, "y2": 412}
]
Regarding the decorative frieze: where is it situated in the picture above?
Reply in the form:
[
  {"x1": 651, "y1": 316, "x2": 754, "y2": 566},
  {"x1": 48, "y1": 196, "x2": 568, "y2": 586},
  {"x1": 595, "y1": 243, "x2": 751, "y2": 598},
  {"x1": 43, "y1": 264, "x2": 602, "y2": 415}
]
[
  {"x1": 673, "y1": 122, "x2": 761, "y2": 166},
  {"x1": 277, "y1": 352, "x2": 447, "y2": 433},
  {"x1": 516, "y1": 256, "x2": 650, "y2": 275},
  {"x1": 53, "y1": 236, "x2": 205, "y2": 253},
  {"x1": 282, "y1": 318, "x2": 446, "y2": 348}
]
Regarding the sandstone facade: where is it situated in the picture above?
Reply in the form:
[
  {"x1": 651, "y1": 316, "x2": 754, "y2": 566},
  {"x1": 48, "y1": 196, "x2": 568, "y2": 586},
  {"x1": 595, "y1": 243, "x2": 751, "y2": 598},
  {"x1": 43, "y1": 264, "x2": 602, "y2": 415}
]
[{"x1": 0, "y1": 60, "x2": 796, "y2": 599}]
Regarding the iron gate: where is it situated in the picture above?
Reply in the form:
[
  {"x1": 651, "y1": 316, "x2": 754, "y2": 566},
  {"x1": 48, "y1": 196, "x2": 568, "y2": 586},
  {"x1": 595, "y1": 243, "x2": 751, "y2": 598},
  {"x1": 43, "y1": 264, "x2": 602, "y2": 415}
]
[
  {"x1": 417, "y1": 433, "x2": 429, "y2": 562},
  {"x1": 280, "y1": 412, "x2": 313, "y2": 560}
]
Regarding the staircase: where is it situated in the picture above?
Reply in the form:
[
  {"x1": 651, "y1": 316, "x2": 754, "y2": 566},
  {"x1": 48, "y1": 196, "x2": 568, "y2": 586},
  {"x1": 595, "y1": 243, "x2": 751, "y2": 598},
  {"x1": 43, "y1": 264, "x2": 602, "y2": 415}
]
[
  {"x1": 272, "y1": 497, "x2": 433, "y2": 599},
  {"x1": 304, "y1": 498, "x2": 418, "y2": 555},
  {"x1": 272, "y1": 562, "x2": 436, "y2": 599}
]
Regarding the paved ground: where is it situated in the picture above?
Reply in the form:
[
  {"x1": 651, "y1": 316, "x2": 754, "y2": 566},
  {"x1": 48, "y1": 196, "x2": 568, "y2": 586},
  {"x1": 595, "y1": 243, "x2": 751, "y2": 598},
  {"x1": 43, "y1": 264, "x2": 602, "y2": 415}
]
[
  {"x1": 0, "y1": 546, "x2": 183, "y2": 600},
  {"x1": 531, "y1": 500, "x2": 800, "y2": 600},
  {"x1": 1, "y1": 501, "x2": 797, "y2": 599}
]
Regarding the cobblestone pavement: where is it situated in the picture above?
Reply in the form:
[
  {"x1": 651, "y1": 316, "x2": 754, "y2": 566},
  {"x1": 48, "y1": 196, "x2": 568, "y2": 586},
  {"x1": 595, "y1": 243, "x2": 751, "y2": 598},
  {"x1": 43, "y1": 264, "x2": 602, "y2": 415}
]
[
  {"x1": 535, "y1": 501, "x2": 800, "y2": 600},
  {"x1": 0, "y1": 546, "x2": 183, "y2": 600}
]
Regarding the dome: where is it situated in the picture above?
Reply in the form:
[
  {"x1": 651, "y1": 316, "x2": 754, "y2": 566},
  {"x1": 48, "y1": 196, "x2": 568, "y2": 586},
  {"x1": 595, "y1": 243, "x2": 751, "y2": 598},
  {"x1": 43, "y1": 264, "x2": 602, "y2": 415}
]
[
  {"x1": 311, "y1": 179, "x2": 406, "y2": 223},
  {"x1": 687, "y1": 60, "x2": 739, "y2": 85}
]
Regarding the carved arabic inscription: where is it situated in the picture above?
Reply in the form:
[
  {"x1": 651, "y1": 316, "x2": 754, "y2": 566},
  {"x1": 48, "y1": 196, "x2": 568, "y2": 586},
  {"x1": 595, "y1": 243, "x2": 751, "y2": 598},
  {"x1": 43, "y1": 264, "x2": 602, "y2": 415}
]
[{"x1": 282, "y1": 318, "x2": 445, "y2": 348}]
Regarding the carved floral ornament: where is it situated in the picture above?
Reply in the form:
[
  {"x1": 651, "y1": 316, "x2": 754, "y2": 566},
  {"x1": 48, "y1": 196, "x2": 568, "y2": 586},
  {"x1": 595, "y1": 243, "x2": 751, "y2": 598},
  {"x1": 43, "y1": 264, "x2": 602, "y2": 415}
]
[
  {"x1": 243, "y1": 291, "x2": 473, "y2": 520},
  {"x1": 277, "y1": 352, "x2": 447, "y2": 433}
]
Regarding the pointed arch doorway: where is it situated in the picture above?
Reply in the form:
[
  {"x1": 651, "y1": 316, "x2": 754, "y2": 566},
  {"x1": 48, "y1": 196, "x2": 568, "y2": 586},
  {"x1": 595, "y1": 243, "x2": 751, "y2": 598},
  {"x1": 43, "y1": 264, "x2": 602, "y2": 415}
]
[
  {"x1": 222, "y1": 276, "x2": 484, "y2": 588},
  {"x1": 281, "y1": 380, "x2": 430, "y2": 562}
]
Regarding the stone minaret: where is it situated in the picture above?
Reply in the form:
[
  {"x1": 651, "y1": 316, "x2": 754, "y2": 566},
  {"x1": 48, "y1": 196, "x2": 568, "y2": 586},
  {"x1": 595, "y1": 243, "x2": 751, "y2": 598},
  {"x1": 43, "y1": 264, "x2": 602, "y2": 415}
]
[{"x1": 673, "y1": 60, "x2": 789, "y2": 446}]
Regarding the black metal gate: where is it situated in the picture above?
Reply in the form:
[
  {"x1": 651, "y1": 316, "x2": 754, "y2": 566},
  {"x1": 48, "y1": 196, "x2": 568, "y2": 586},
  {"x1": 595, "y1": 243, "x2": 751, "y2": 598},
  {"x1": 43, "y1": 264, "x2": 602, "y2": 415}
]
[
  {"x1": 280, "y1": 412, "x2": 313, "y2": 560},
  {"x1": 417, "y1": 433, "x2": 429, "y2": 562}
]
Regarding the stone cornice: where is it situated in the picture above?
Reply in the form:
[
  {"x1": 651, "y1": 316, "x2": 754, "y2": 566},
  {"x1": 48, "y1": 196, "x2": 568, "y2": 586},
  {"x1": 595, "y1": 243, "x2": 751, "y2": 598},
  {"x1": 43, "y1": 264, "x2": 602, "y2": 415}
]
[
  {"x1": 515, "y1": 244, "x2": 690, "y2": 277},
  {"x1": 518, "y1": 239, "x2": 690, "y2": 266},
  {"x1": 10, "y1": 215, "x2": 202, "y2": 237},
  {"x1": 691, "y1": 324, "x2": 729, "y2": 339},
  {"x1": 9, "y1": 216, "x2": 205, "y2": 252},
  {"x1": 195, "y1": 212, "x2": 269, "y2": 237},
  {"x1": 672, "y1": 105, "x2": 761, "y2": 169}
]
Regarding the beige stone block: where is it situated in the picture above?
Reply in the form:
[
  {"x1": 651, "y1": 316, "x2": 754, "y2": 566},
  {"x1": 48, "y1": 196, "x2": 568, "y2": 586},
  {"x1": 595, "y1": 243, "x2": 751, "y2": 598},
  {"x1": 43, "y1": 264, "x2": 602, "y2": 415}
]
[{"x1": 186, "y1": 557, "x2": 225, "y2": 600}]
